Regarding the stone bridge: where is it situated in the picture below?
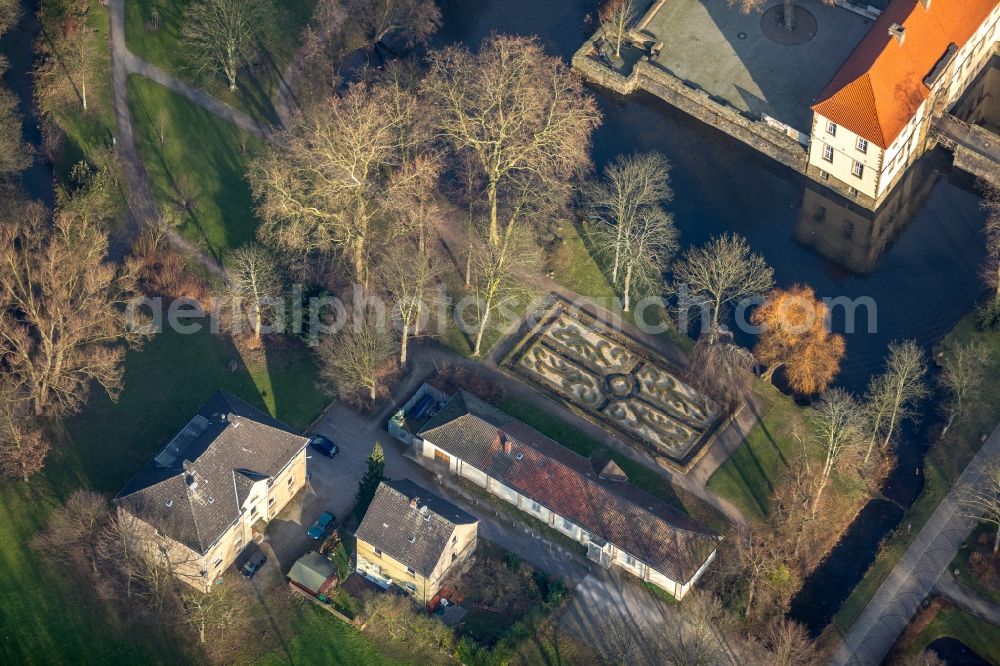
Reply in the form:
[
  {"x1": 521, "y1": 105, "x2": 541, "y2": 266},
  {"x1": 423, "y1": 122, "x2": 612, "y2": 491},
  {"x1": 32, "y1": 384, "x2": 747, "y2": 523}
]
[{"x1": 930, "y1": 114, "x2": 1000, "y2": 188}]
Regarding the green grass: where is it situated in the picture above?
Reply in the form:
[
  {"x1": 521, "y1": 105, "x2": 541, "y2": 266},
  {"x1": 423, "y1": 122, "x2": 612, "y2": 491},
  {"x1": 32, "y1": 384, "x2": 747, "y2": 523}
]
[
  {"x1": 124, "y1": 0, "x2": 316, "y2": 125},
  {"x1": 833, "y1": 315, "x2": 1000, "y2": 633},
  {"x1": 706, "y1": 384, "x2": 812, "y2": 522},
  {"x1": 127, "y1": 75, "x2": 265, "y2": 258},
  {"x1": 0, "y1": 325, "x2": 330, "y2": 665},
  {"x1": 497, "y1": 394, "x2": 728, "y2": 532},
  {"x1": 951, "y1": 523, "x2": 1000, "y2": 606},
  {"x1": 548, "y1": 220, "x2": 618, "y2": 303},
  {"x1": 909, "y1": 606, "x2": 1000, "y2": 664},
  {"x1": 258, "y1": 598, "x2": 406, "y2": 666}
]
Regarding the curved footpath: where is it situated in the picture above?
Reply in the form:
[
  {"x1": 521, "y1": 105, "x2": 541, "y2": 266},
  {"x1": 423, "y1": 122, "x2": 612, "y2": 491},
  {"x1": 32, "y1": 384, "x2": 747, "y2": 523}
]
[{"x1": 830, "y1": 422, "x2": 1000, "y2": 666}]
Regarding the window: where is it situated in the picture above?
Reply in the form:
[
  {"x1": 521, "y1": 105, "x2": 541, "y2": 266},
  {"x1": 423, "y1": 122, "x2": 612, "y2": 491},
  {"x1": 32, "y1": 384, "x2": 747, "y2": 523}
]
[
  {"x1": 268, "y1": 496, "x2": 275, "y2": 506},
  {"x1": 843, "y1": 221, "x2": 855, "y2": 240},
  {"x1": 624, "y1": 554, "x2": 636, "y2": 567},
  {"x1": 213, "y1": 557, "x2": 223, "y2": 569},
  {"x1": 852, "y1": 161, "x2": 864, "y2": 178},
  {"x1": 287, "y1": 476, "x2": 293, "y2": 486},
  {"x1": 563, "y1": 517, "x2": 574, "y2": 531},
  {"x1": 822, "y1": 144, "x2": 833, "y2": 162},
  {"x1": 249, "y1": 505, "x2": 258, "y2": 517},
  {"x1": 856, "y1": 137, "x2": 868, "y2": 153},
  {"x1": 826, "y1": 121, "x2": 837, "y2": 136},
  {"x1": 406, "y1": 567, "x2": 416, "y2": 575},
  {"x1": 530, "y1": 501, "x2": 542, "y2": 513},
  {"x1": 374, "y1": 548, "x2": 382, "y2": 557},
  {"x1": 820, "y1": 170, "x2": 829, "y2": 181}
]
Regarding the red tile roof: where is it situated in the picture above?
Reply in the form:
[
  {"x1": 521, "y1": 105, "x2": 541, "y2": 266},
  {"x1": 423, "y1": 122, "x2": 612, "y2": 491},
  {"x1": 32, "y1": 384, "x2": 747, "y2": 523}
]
[{"x1": 812, "y1": 0, "x2": 998, "y2": 148}]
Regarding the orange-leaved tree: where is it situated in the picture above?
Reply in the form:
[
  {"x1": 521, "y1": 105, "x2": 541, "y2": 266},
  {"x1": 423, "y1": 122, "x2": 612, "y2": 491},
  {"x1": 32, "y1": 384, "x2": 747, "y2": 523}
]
[{"x1": 752, "y1": 285, "x2": 844, "y2": 395}]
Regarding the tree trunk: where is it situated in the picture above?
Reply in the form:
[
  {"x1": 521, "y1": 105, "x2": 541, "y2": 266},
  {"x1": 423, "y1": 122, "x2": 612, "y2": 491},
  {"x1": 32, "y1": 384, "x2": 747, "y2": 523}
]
[
  {"x1": 623, "y1": 262, "x2": 633, "y2": 312},
  {"x1": 487, "y1": 181, "x2": 500, "y2": 247},
  {"x1": 82, "y1": 72, "x2": 88, "y2": 111},
  {"x1": 993, "y1": 525, "x2": 999, "y2": 554},
  {"x1": 784, "y1": 0, "x2": 797, "y2": 32},
  {"x1": 762, "y1": 363, "x2": 782, "y2": 382},
  {"x1": 400, "y1": 326, "x2": 409, "y2": 365},
  {"x1": 863, "y1": 410, "x2": 885, "y2": 464},
  {"x1": 745, "y1": 581, "x2": 756, "y2": 618},
  {"x1": 811, "y1": 473, "x2": 828, "y2": 516},
  {"x1": 473, "y1": 301, "x2": 492, "y2": 357}
]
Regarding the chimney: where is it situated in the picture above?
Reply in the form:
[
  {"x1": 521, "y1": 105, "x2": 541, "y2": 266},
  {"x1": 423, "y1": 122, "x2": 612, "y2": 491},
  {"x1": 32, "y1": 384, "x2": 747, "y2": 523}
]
[
  {"x1": 410, "y1": 497, "x2": 419, "y2": 509},
  {"x1": 888, "y1": 23, "x2": 905, "y2": 45},
  {"x1": 503, "y1": 437, "x2": 513, "y2": 456}
]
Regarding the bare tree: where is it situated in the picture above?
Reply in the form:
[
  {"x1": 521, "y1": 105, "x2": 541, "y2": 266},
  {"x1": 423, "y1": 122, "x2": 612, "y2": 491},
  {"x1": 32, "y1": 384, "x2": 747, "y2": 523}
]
[
  {"x1": 181, "y1": 0, "x2": 271, "y2": 92},
  {"x1": 379, "y1": 240, "x2": 441, "y2": 365},
  {"x1": 585, "y1": 152, "x2": 673, "y2": 284},
  {"x1": 466, "y1": 226, "x2": 540, "y2": 357},
  {"x1": 251, "y1": 83, "x2": 421, "y2": 287},
  {"x1": 671, "y1": 232, "x2": 773, "y2": 339},
  {"x1": 0, "y1": 379, "x2": 48, "y2": 481},
  {"x1": 0, "y1": 0, "x2": 20, "y2": 36},
  {"x1": 597, "y1": 615, "x2": 643, "y2": 665},
  {"x1": 317, "y1": 299, "x2": 395, "y2": 403},
  {"x1": 0, "y1": 83, "x2": 31, "y2": 179},
  {"x1": 594, "y1": 207, "x2": 678, "y2": 312},
  {"x1": 811, "y1": 388, "x2": 864, "y2": 515},
  {"x1": 601, "y1": 0, "x2": 637, "y2": 59},
  {"x1": 758, "y1": 617, "x2": 818, "y2": 666},
  {"x1": 425, "y1": 34, "x2": 601, "y2": 247},
  {"x1": 656, "y1": 592, "x2": 729, "y2": 665},
  {"x1": 688, "y1": 332, "x2": 755, "y2": 409},
  {"x1": 862, "y1": 340, "x2": 927, "y2": 464},
  {"x1": 938, "y1": 339, "x2": 990, "y2": 435},
  {"x1": 347, "y1": 0, "x2": 441, "y2": 49},
  {"x1": 32, "y1": 489, "x2": 109, "y2": 575},
  {"x1": 957, "y1": 458, "x2": 1000, "y2": 553},
  {"x1": 980, "y1": 185, "x2": 1000, "y2": 326},
  {"x1": 223, "y1": 245, "x2": 282, "y2": 346},
  {"x1": 34, "y1": 2, "x2": 98, "y2": 114},
  {"x1": 180, "y1": 582, "x2": 247, "y2": 644},
  {"x1": 0, "y1": 202, "x2": 147, "y2": 417}
]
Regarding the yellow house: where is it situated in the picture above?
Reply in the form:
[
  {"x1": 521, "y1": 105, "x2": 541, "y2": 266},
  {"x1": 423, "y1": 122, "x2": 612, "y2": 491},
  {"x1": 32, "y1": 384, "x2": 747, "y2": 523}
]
[
  {"x1": 355, "y1": 479, "x2": 478, "y2": 604},
  {"x1": 114, "y1": 391, "x2": 309, "y2": 593}
]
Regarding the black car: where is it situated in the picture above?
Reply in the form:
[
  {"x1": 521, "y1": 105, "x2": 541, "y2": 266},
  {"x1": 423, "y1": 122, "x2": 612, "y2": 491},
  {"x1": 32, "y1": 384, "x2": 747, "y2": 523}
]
[
  {"x1": 308, "y1": 435, "x2": 339, "y2": 458},
  {"x1": 241, "y1": 552, "x2": 267, "y2": 579}
]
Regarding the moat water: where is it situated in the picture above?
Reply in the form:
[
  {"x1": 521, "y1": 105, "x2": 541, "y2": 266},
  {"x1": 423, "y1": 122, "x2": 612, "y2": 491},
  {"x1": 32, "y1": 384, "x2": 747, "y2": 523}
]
[{"x1": 435, "y1": 0, "x2": 991, "y2": 633}]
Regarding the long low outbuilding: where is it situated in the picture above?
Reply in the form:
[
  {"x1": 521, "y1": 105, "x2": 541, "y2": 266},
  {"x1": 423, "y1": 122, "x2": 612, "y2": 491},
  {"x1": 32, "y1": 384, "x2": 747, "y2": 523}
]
[{"x1": 414, "y1": 391, "x2": 721, "y2": 599}]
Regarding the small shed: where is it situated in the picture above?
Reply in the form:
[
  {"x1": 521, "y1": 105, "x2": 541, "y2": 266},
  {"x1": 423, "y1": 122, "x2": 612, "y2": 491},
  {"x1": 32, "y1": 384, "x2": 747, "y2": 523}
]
[{"x1": 288, "y1": 551, "x2": 338, "y2": 598}]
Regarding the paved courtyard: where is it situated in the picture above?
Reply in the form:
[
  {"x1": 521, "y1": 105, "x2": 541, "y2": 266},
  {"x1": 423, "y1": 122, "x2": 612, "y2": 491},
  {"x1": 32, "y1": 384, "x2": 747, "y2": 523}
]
[{"x1": 642, "y1": 0, "x2": 873, "y2": 132}]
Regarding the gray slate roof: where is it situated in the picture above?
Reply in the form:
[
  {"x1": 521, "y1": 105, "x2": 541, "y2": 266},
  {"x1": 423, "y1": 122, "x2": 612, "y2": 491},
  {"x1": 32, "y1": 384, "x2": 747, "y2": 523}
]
[
  {"x1": 114, "y1": 391, "x2": 308, "y2": 555},
  {"x1": 419, "y1": 391, "x2": 720, "y2": 583},
  {"x1": 355, "y1": 479, "x2": 477, "y2": 579}
]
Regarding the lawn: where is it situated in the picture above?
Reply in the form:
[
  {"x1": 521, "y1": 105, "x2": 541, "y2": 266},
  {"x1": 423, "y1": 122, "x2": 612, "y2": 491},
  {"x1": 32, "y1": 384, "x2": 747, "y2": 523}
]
[
  {"x1": 127, "y1": 75, "x2": 265, "y2": 259},
  {"x1": 833, "y1": 315, "x2": 1000, "y2": 633},
  {"x1": 0, "y1": 324, "x2": 330, "y2": 665},
  {"x1": 257, "y1": 596, "x2": 407, "y2": 666},
  {"x1": 48, "y1": 1, "x2": 116, "y2": 181},
  {"x1": 951, "y1": 523, "x2": 1000, "y2": 607},
  {"x1": 124, "y1": 0, "x2": 316, "y2": 125},
  {"x1": 706, "y1": 384, "x2": 813, "y2": 522},
  {"x1": 497, "y1": 393, "x2": 728, "y2": 532},
  {"x1": 908, "y1": 606, "x2": 1000, "y2": 664}
]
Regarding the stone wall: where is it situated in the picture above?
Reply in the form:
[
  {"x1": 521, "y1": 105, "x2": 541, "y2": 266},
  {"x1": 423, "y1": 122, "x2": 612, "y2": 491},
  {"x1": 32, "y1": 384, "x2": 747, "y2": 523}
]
[{"x1": 572, "y1": 44, "x2": 808, "y2": 174}]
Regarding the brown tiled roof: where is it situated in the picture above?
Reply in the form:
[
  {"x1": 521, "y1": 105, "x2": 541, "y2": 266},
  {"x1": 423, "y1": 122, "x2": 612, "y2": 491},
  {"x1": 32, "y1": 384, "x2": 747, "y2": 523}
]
[
  {"x1": 813, "y1": 0, "x2": 997, "y2": 148},
  {"x1": 355, "y1": 479, "x2": 477, "y2": 578},
  {"x1": 114, "y1": 391, "x2": 308, "y2": 555},
  {"x1": 419, "y1": 392, "x2": 720, "y2": 583}
]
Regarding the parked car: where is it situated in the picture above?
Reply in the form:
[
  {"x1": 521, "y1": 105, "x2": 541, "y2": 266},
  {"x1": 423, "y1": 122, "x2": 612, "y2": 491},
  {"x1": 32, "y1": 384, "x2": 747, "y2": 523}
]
[
  {"x1": 242, "y1": 552, "x2": 267, "y2": 579},
  {"x1": 307, "y1": 511, "x2": 336, "y2": 540},
  {"x1": 308, "y1": 435, "x2": 338, "y2": 458}
]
